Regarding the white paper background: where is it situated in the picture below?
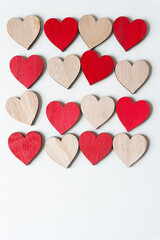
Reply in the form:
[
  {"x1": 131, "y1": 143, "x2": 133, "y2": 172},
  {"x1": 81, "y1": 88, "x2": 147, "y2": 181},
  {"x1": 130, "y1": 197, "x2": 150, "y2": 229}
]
[{"x1": 0, "y1": 0, "x2": 160, "y2": 239}]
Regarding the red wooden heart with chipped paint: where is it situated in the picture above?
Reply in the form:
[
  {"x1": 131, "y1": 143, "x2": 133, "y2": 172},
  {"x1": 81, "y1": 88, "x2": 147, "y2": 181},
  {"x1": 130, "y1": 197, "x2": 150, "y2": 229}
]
[
  {"x1": 113, "y1": 16, "x2": 147, "y2": 51},
  {"x1": 81, "y1": 50, "x2": 114, "y2": 85},
  {"x1": 10, "y1": 55, "x2": 43, "y2": 88},
  {"x1": 46, "y1": 101, "x2": 80, "y2": 135},
  {"x1": 44, "y1": 17, "x2": 78, "y2": 51},
  {"x1": 79, "y1": 131, "x2": 112, "y2": 165},
  {"x1": 116, "y1": 97, "x2": 150, "y2": 131},
  {"x1": 8, "y1": 131, "x2": 42, "y2": 165}
]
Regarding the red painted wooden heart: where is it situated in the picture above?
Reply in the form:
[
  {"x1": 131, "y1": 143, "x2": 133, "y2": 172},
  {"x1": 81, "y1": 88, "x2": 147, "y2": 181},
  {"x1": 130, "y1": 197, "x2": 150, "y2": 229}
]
[
  {"x1": 116, "y1": 97, "x2": 150, "y2": 131},
  {"x1": 8, "y1": 131, "x2": 42, "y2": 165},
  {"x1": 46, "y1": 101, "x2": 80, "y2": 135},
  {"x1": 113, "y1": 16, "x2": 147, "y2": 51},
  {"x1": 10, "y1": 55, "x2": 43, "y2": 88},
  {"x1": 44, "y1": 17, "x2": 78, "y2": 51},
  {"x1": 81, "y1": 50, "x2": 114, "y2": 85},
  {"x1": 79, "y1": 131, "x2": 112, "y2": 165}
]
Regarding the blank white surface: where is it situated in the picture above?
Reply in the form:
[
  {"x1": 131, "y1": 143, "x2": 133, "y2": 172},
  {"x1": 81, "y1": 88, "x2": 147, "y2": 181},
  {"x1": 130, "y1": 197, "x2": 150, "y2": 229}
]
[{"x1": 0, "y1": 0, "x2": 160, "y2": 239}]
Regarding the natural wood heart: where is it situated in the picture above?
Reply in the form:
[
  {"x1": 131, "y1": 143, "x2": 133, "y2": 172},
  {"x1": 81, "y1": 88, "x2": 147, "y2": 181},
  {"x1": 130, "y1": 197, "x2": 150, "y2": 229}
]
[
  {"x1": 45, "y1": 134, "x2": 79, "y2": 168},
  {"x1": 7, "y1": 15, "x2": 40, "y2": 49},
  {"x1": 115, "y1": 60, "x2": 149, "y2": 93},
  {"x1": 5, "y1": 91, "x2": 39, "y2": 125},
  {"x1": 81, "y1": 95, "x2": 115, "y2": 128},
  {"x1": 113, "y1": 133, "x2": 147, "y2": 167},
  {"x1": 47, "y1": 55, "x2": 80, "y2": 89},
  {"x1": 79, "y1": 15, "x2": 112, "y2": 49}
]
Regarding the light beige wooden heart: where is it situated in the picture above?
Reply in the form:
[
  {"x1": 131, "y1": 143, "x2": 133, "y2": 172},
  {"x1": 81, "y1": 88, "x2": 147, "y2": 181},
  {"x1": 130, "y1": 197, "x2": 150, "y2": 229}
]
[
  {"x1": 115, "y1": 60, "x2": 149, "y2": 94},
  {"x1": 7, "y1": 15, "x2": 40, "y2": 49},
  {"x1": 5, "y1": 91, "x2": 38, "y2": 125},
  {"x1": 45, "y1": 134, "x2": 79, "y2": 168},
  {"x1": 47, "y1": 55, "x2": 80, "y2": 89},
  {"x1": 113, "y1": 133, "x2": 147, "y2": 167},
  {"x1": 78, "y1": 15, "x2": 112, "y2": 49},
  {"x1": 81, "y1": 95, "x2": 115, "y2": 129}
]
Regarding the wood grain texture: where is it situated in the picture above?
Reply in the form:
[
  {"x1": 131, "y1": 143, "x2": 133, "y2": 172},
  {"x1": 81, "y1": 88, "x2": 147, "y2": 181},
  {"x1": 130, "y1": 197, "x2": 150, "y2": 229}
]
[
  {"x1": 44, "y1": 17, "x2": 78, "y2": 51},
  {"x1": 115, "y1": 60, "x2": 149, "y2": 93},
  {"x1": 47, "y1": 55, "x2": 80, "y2": 89},
  {"x1": 45, "y1": 134, "x2": 79, "y2": 168},
  {"x1": 79, "y1": 15, "x2": 112, "y2": 49},
  {"x1": 79, "y1": 131, "x2": 113, "y2": 165},
  {"x1": 113, "y1": 17, "x2": 147, "y2": 51},
  {"x1": 10, "y1": 55, "x2": 43, "y2": 89},
  {"x1": 5, "y1": 91, "x2": 38, "y2": 125},
  {"x1": 81, "y1": 95, "x2": 115, "y2": 129},
  {"x1": 46, "y1": 101, "x2": 80, "y2": 135},
  {"x1": 7, "y1": 15, "x2": 40, "y2": 49},
  {"x1": 8, "y1": 131, "x2": 42, "y2": 165},
  {"x1": 113, "y1": 133, "x2": 147, "y2": 167}
]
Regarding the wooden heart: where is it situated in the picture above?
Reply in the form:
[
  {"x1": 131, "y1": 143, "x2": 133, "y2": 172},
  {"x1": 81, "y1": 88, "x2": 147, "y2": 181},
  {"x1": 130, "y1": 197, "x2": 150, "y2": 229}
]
[
  {"x1": 116, "y1": 97, "x2": 150, "y2": 131},
  {"x1": 45, "y1": 134, "x2": 79, "y2": 168},
  {"x1": 79, "y1": 15, "x2": 112, "y2": 49},
  {"x1": 79, "y1": 131, "x2": 112, "y2": 165},
  {"x1": 8, "y1": 131, "x2": 42, "y2": 165},
  {"x1": 44, "y1": 17, "x2": 78, "y2": 51},
  {"x1": 5, "y1": 91, "x2": 39, "y2": 125},
  {"x1": 113, "y1": 16, "x2": 147, "y2": 51},
  {"x1": 10, "y1": 55, "x2": 44, "y2": 89},
  {"x1": 7, "y1": 15, "x2": 40, "y2": 49},
  {"x1": 113, "y1": 133, "x2": 147, "y2": 167},
  {"x1": 81, "y1": 95, "x2": 115, "y2": 128},
  {"x1": 47, "y1": 55, "x2": 80, "y2": 89},
  {"x1": 115, "y1": 60, "x2": 149, "y2": 93},
  {"x1": 81, "y1": 50, "x2": 114, "y2": 85},
  {"x1": 46, "y1": 101, "x2": 80, "y2": 135}
]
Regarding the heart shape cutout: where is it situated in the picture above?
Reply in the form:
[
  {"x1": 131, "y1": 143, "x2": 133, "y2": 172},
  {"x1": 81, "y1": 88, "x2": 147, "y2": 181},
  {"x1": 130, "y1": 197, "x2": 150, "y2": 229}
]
[
  {"x1": 81, "y1": 95, "x2": 115, "y2": 128},
  {"x1": 7, "y1": 15, "x2": 40, "y2": 49},
  {"x1": 81, "y1": 50, "x2": 114, "y2": 85},
  {"x1": 47, "y1": 55, "x2": 80, "y2": 89},
  {"x1": 115, "y1": 60, "x2": 149, "y2": 93},
  {"x1": 8, "y1": 131, "x2": 42, "y2": 165},
  {"x1": 113, "y1": 16, "x2": 147, "y2": 51},
  {"x1": 113, "y1": 133, "x2": 147, "y2": 167},
  {"x1": 45, "y1": 134, "x2": 79, "y2": 168},
  {"x1": 79, "y1": 131, "x2": 112, "y2": 165},
  {"x1": 5, "y1": 91, "x2": 39, "y2": 125},
  {"x1": 44, "y1": 17, "x2": 78, "y2": 51},
  {"x1": 46, "y1": 101, "x2": 80, "y2": 135},
  {"x1": 10, "y1": 55, "x2": 43, "y2": 88},
  {"x1": 116, "y1": 97, "x2": 150, "y2": 131},
  {"x1": 79, "y1": 15, "x2": 112, "y2": 49}
]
